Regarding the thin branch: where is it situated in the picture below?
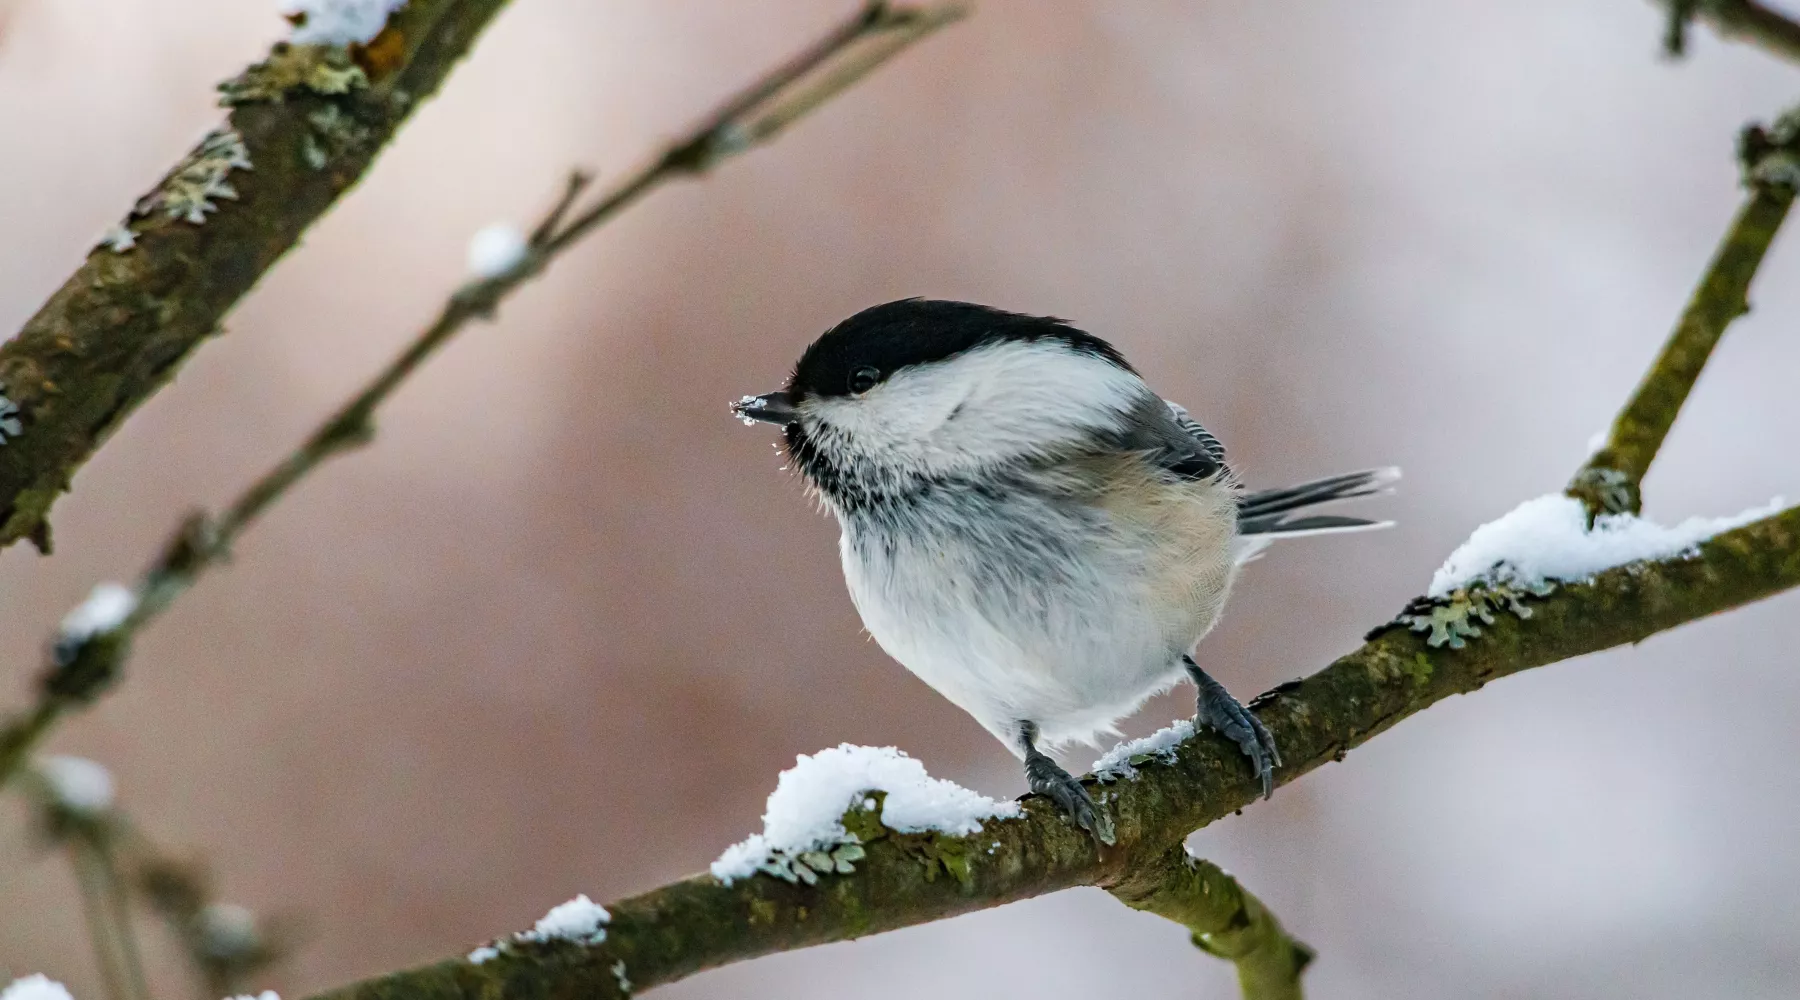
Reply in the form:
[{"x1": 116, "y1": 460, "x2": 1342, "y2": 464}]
[
  {"x1": 1663, "y1": 0, "x2": 1800, "y2": 64},
  {"x1": 0, "y1": 0, "x2": 519, "y2": 554},
  {"x1": 1569, "y1": 104, "x2": 1799, "y2": 516},
  {"x1": 537, "y1": 2, "x2": 966, "y2": 258},
  {"x1": 71, "y1": 840, "x2": 139, "y2": 1000},
  {"x1": 95, "y1": 837, "x2": 154, "y2": 1000},
  {"x1": 295, "y1": 504, "x2": 1800, "y2": 1000},
  {"x1": 0, "y1": 1, "x2": 965, "y2": 792},
  {"x1": 17, "y1": 763, "x2": 286, "y2": 998},
  {"x1": 1109, "y1": 847, "x2": 1313, "y2": 1000}
]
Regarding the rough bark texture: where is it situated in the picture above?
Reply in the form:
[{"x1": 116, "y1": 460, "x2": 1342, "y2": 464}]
[
  {"x1": 0, "y1": 0, "x2": 513, "y2": 552},
  {"x1": 296, "y1": 503, "x2": 1800, "y2": 1000}
]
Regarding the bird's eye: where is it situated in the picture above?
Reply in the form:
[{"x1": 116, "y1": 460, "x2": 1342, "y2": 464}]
[{"x1": 848, "y1": 366, "x2": 881, "y2": 395}]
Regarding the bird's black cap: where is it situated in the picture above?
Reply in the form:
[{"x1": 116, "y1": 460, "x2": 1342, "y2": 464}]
[{"x1": 787, "y1": 299, "x2": 1132, "y2": 399}]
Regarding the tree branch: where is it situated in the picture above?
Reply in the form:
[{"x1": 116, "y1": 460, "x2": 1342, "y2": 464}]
[
  {"x1": 1663, "y1": 0, "x2": 1800, "y2": 63},
  {"x1": 0, "y1": 2, "x2": 966, "y2": 788},
  {"x1": 291, "y1": 502, "x2": 1800, "y2": 1000},
  {"x1": 17, "y1": 761, "x2": 286, "y2": 999},
  {"x1": 70, "y1": 839, "x2": 143, "y2": 1000},
  {"x1": 1109, "y1": 846, "x2": 1313, "y2": 1000},
  {"x1": 0, "y1": 0, "x2": 521, "y2": 554},
  {"x1": 1569, "y1": 105, "x2": 1799, "y2": 516}
]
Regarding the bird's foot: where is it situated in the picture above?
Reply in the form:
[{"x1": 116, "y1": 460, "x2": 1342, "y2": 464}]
[
  {"x1": 1188, "y1": 659, "x2": 1281, "y2": 799},
  {"x1": 1024, "y1": 750, "x2": 1116, "y2": 845}
]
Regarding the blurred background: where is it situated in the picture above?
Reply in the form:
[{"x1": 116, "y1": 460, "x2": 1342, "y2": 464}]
[{"x1": 2, "y1": 1, "x2": 1799, "y2": 997}]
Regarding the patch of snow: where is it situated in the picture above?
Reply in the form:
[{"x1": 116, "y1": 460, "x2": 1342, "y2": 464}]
[
  {"x1": 710, "y1": 744, "x2": 1021, "y2": 884},
  {"x1": 1092, "y1": 719, "x2": 1195, "y2": 781},
  {"x1": 466, "y1": 224, "x2": 528, "y2": 278},
  {"x1": 198, "y1": 903, "x2": 260, "y2": 957},
  {"x1": 101, "y1": 224, "x2": 137, "y2": 253},
  {"x1": 39, "y1": 755, "x2": 115, "y2": 814},
  {"x1": 280, "y1": 0, "x2": 406, "y2": 45},
  {"x1": 1429, "y1": 494, "x2": 1785, "y2": 597},
  {"x1": 2, "y1": 976, "x2": 74, "y2": 1000},
  {"x1": 58, "y1": 583, "x2": 138, "y2": 644},
  {"x1": 225, "y1": 991, "x2": 278, "y2": 1000},
  {"x1": 518, "y1": 894, "x2": 609, "y2": 945},
  {"x1": 468, "y1": 894, "x2": 609, "y2": 963}
]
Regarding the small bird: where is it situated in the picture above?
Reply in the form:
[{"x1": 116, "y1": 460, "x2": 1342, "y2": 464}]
[{"x1": 733, "y1": 299, "x2": 1395, "y2": 844}]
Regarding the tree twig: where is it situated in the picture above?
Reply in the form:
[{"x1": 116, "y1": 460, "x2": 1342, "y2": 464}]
[
  {"x1": 0, "y1": 0, "x2": 522, "y2": 554},
  {"x1": 17, "y1": 762, "x2": 287, "y2": 998},
  {"x1": 1662, "y1": 0, "x2": 1800, "y2": 64},
  {"x1": 0, "y1": 1, "x2": 966, "y2": 791},
  {"x1": 1569, "y1": 104, "x2": 1799, "y2": 516},
  {"x1": 71, "y1": 840, "x2": 140, "y2": 1000},
  {"x1": 1109, "y1": 846, "x2": 1313, "y2": 1000},
  {"x1": 96, "y1": 836, "x2": 154, "y2": 1000},
  {"x1": 292, "y1": 503, "x2": 1800, "y2": 1000}
]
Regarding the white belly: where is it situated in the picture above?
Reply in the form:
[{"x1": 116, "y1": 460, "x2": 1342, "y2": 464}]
[{"x1": 837, "y1": 470, "x2": 1239, "y2": 750}]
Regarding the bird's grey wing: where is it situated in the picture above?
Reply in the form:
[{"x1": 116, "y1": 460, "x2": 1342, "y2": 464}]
[
  {"x1": 1163, "y1": 400, "x2": 1226, "y2": 469},
  {"x1": 1118, "y1": 398, "x2": 1227, "y2": 481}
]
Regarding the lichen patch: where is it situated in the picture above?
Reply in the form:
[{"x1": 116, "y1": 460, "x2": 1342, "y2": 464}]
[{"x1": 132, "y1": 128, "x2": 254, "y2": 226}]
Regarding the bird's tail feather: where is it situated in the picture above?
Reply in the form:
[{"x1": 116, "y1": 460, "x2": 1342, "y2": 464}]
[{"x1": 1237, "y1": 466, "x2": 1400, "y2": 538}]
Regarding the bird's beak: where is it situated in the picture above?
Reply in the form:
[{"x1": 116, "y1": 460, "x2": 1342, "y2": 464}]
[{"x1": 731, "y1": 391, "x2": 801, "y2": 427}]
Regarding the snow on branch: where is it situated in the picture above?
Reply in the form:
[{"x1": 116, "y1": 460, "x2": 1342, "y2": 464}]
[
  {"x1": 469, "y1": 895, "x2": 610, "y2": 964},
  {"x1": 710, "y1": 744, "x2": 1020, "y2": 885},
  {"x1": 1, "y1": 977, "x2": 74, "y2": 1000},
  {"x1": 297, "y1": 503, "x2": 1800, "y2": 1000},
  {"x1": 280, "y1": 0, "x2": 408, "y2": 45},
  {"x1": 1429, "y1": 494, "x2": 1785, "y2": 596}
]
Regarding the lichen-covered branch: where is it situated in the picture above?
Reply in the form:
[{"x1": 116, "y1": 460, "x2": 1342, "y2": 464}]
[
  {"x1": 1662, "y1": 0, "x2": 1800, "y2": 63},
  {"x1": 1109, "y1": 846, "x2": 1313, "y2": 1000},
  {"x1": 0, "y1": 0, "x2": 965, "y2": 797},
  {"x1": 0, "y1": 0, "x2": 520, "y2": 554},
  {"x1": 296, "y1": 503, "x2": 1800, "y2": 1000},
  {"x1": 1569, "y1": 104, "x2": 1799, "y2": 516}
]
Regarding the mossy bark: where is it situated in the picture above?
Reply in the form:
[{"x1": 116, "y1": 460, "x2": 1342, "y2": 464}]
[
  {"x1": 1110, "y1": 846, "x2": 1313, "y2": 999},
  {"x1": 299, "y1": 505, "x2": 1800, "y2": 1000},
  {"x1": 1571, "y1": 182, "x2": 1793, "y2": 516},
  {"x1": 0, "y1": 0, "x2": 513, "y2": 551}
]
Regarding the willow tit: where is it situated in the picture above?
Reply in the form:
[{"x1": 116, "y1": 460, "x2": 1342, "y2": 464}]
[{"x1": 733, "y1": 299, "x2": 1395, "y2": 844}]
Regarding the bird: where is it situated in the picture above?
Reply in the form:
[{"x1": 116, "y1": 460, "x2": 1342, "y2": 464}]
[{"x1": 731, "y1": 299, "x2": 1395, "y2": 844}]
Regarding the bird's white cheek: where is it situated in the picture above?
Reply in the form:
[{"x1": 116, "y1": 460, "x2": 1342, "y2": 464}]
[{"x1": 807, "y1": 385, "x2": 961, "y2": 452}]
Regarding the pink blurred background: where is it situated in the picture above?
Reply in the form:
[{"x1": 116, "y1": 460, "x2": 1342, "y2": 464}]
[{"x1": 4, "y1": 1, "x2": 1800, "y2": 997}]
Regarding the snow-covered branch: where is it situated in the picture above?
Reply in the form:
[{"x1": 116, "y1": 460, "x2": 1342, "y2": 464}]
[
  {"x1": 291, "y1": 502, "x2": 1800, "y2": 1000},
  {"x1": 5, "y1": 8, "x2": 1796, "y2": 1000},
  {"x1": 290, "y1": 98, "x2": 1800, "y2": 1000}
]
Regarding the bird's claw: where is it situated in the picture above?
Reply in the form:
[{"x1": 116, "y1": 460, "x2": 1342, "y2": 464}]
[
  {"x1": 1195, "y1": 671, "x2": 1282, "y2": 799},
  {"x1": 1025, "y1": 753, "x2": 1116, "y2": 845}
]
